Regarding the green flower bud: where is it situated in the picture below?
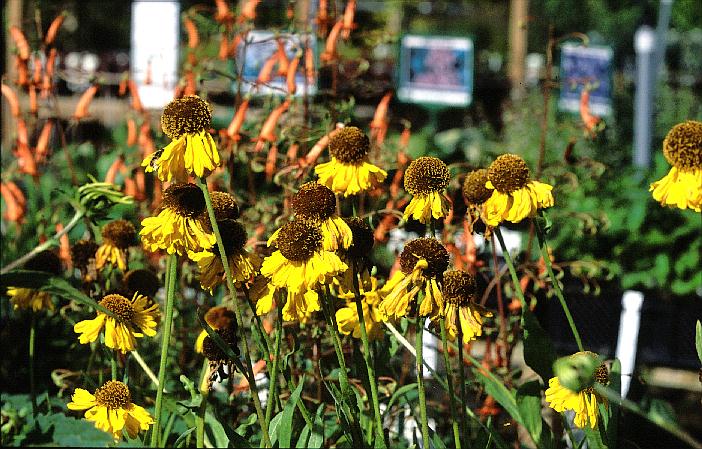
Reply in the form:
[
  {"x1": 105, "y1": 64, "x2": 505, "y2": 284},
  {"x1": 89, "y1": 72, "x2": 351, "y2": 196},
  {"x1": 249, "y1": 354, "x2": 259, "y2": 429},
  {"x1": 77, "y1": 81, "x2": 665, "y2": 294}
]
[{"x1": 553, "y1": 351, "x2": 602, "y2": 392}]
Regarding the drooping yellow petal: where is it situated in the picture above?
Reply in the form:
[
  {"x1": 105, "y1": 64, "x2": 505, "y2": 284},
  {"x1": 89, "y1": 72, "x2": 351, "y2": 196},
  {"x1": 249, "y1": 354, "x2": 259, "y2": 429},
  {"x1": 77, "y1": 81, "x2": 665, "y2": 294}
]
[
  {"x1": 650, "y1": 166, "x2": 702, "y2": 212},
  {"x1": 315, "y1": 157, "x2": 387, "y2": 197},
  {"x1": 74, "y1": 314, "x2": 107, "y2": 344}
]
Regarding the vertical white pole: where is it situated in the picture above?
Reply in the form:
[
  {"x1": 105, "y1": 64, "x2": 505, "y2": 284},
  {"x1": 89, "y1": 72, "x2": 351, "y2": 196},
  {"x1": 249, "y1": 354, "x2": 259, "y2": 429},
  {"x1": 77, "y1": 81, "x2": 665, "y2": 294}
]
[
  {"x1": 615, "y1": 290, "x2": 644, "y2": 397},
  {"x1": 633, "y1": 26, "x2": 655, "y2": 169}
]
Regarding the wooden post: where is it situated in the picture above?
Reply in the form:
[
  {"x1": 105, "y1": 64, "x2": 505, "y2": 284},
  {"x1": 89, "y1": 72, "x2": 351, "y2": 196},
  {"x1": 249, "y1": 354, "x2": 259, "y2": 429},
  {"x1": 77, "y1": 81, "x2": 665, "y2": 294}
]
[{"x1": 508, "y1": 0, "x2": 528, "y2": 99}]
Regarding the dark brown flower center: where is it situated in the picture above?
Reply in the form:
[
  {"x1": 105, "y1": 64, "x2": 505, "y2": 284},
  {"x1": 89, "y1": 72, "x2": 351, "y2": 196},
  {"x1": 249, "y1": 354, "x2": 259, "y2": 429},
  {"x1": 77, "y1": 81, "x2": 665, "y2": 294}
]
[
  {"x1": 101, "y1": 220, "x2": 137, "y2": 249},
  {"x1": 71, "y1": 240, "x2": 99, "y2": 270},
  {"x1": 215, "y1": 219, "x2": 248, "y2": 255},
  {"x1": 404, "y1": 157, "x2": 450, "y2": 196},
  {"x1": 594, "y1": 364, "x2": 609, "y2": 385},
  {"x1": 343, "y1": 217, "x2": 374, "y2": 259},
  {"x1": 94, "y1": 380, "x2": 131, "y2": 409},
  {"x1": 162, "y1": 183, "x2": 206, "y2": 217},
  {"x1": 328, "y1": 126, "x2": 370, "y2": 163},
  {"x1": 292, "y1": 182, "x2": 337, "y2": 221},
  {"x1": 124, "y1": 269, "x2": 160, "y2": 298},
  {"x1": 275, "y1": 221, "x2": 323, "y2": 262},
  {"x1": 204, "y1": 306, "x2": 236, "y2": 330},
  {"x1": 209, "y1": 191, "x2": 240, "y2": 221},
  {"x1": 99, "y1": 294, "x2": 135, "y2": 322},
  {"x1": 462, "y1": 169, "x2": 493, "y2": 205},
  {"x1": 663, "y1": 120, "x2": 702, "y2": 170},
  {"x1": 399, "y1": 238, "x2": 449, "y2": 278},
  {"x1": 443, "y1": 270, "x2": 477, "y2": 306},
  {"x1": 161, "y1": 95, "x2": 212, "y2": 140},
  {"x1": 201, "y1": 326, "x2": 239, "y2": 361},
  {"x1": 487, "y1": 154, "x2": 530, "y2": 193},
  {"x1": 24, "y1": 250, "x2": 63, "y2": 275}
]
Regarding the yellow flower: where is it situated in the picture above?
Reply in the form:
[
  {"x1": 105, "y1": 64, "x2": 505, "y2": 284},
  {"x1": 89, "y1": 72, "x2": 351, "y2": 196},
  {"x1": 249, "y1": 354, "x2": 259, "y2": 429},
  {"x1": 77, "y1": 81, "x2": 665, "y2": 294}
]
[
  {"x1": 482, "y1": 154, "x2": 554, "y2": 226},
  {"x1": 378, "y1": 238, "x2": 448, "y2": 320},
  {"x1": 336, "y1": 276, "x2": 384, "y2": 340},
  {"x1": 403, "y1": 156, "x2": 451, "y2": 224},
  {"x1": 195, "y1": 306, "x2": 236, "y2": 353},
  {"x1": 441, "y1": 270, "x2": 492, "y2": 343},
  {"x1": 649, "y1": 120, "x2": 702, "y2": 212},
  {"x1": 289, "y1": 181, "x2": 353, "y2": 251},
  {"x1": 95, "y1": 220, "x2": 136, "y2": 272},
  {"x1": 142, "y1": 95, "x2": 221, "y2": 182},
  {"x1": 140, "y1": 183, "x2": 216, "y2": 255},
  {"x1": 188, "y1": 219, "x2": 260, "y2": 293},
  {"x1": 250, "y1": 275, "x2": 320, "y2": 323},
  {"x1": 67, "y1": 381, "x2": 153, "y2": 440},
  {"x1": 315, "y1": 126, "x2": 387, "y2": 197},
  {"x1": 262, "y1": 220, "x2": 348, "y2": 294},
  {"x1": 74, "y1": 293, "x2": 159, "y2": 353},
  {"x1": 7, "y1": 287, "x2": 53, "y2": 312},
  {"x1": 545, "y1": 358, "x2": 609, "y2": 429}
]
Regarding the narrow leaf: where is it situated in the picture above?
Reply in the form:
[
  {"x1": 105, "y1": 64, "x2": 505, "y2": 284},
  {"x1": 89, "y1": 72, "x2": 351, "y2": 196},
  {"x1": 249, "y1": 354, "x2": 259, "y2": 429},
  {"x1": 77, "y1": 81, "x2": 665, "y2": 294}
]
[{"x1": 280, "y1": 375, "x2": 305, "y2": 448}]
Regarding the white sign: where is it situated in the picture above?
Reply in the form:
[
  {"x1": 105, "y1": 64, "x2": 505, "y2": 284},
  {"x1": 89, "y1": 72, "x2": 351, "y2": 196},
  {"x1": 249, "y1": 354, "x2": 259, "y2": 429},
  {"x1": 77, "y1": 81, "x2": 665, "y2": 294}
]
[{"x1": 131, "y1": 1, "x2": 180, "y2": 109}]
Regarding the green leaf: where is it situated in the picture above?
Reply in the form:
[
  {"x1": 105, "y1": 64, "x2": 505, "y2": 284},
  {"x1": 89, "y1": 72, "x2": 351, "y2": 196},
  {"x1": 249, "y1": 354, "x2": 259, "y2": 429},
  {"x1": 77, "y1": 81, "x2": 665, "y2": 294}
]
[
  {"x1": 35, "y1": 413, "x2": 114, "y2": 447},
  {"x1": 696, "y1": 321, "x2": 702, "y2": 365},
  {"x1": 172, "y1": 427, "x2": 196, "y2": 448},
  {"x1": 0, "y1": 270, "x2": 114, "y2": 317},
  {"x1": 471, "y1": 368, "x2": 522, "y2": 425},
  {"x1": 429, "y1": 427, "x2": 447, "y2": 449},
  {"x1": 204, "y1": 411, "x2": 230, "y2": 448},
  {"x1": 268, "y1": 412, "x2": 283, "y2": 446},
  {"x1": 279, "y1": 375, "x2": 305, "y2": 448},
  {"x1": 516, "y1": 381, "x2": 543, "y2": 445},
  {"x1": 522, "y1": 309, "x2": 556, "y2": 381},
  {"x1": 605, "y1": 359, "x2": 621, "y2": 449},
  {"x1": 382, "y1": 382, "x2": 418, "y2": 420}
]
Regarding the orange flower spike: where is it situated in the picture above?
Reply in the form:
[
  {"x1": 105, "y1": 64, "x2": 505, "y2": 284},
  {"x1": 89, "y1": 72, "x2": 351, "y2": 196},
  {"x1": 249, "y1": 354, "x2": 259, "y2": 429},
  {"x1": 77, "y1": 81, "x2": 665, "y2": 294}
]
[
  {"x1": 1, "y1": 182, "x2": 25, "y2": 223},
  {"x1": 227, "y1": 98, "x2": 250, "y2": 140},
  {"x1": 370, "y1": 92, "x2": 392, "y2": 131},
  {"x1": 254, "y1": 100, "x2": 290, "y2": 152},
  {"x1": 118, "y1": 74, "x2": 128, "y2": 96},
  {"x1": 399, "y1": 126, "x2": 411, "y2": 149},
  {"x1": 2, "y1": 84, "x2": 21, "y2": 118},
  {"x1": 316, "y1": 0, "x2": 329, "y2": 30},
  {"x1": 5, "y1": 181, "x2": 26, "y2": 209},
  {"x1": 184, "y1": 71, "x2": 197, "y2": 96},
  {"x1": 183, "y1": 17, "x2": 199, "y2": 49},
  {"x1": 234, "y1": 360, "x2": 266, "y2": 393},
  {"x1": 17, "y1": 118, "x2": 30, "y2": 147},
  {"x1": 56, "y1": 223, "x2": 72, "y2": 269},
  {"x1": 341, "y1": 0, "x2": 356, "y2": 40},
  {"x1": 228, "y1": 33, "x2": 243, "y2": 58},
  {"x1": 128, "y1": 80, "x2": 144, "y2": 113},
  {"x1": 286, "y1": 143, "x2": 299, "y2": 162},
  {"x1": 240, "y1": 0, "x2": 261, "y2": 21},
  {"x1": 580, "y1": 87, "x2": 601, "y2": 137},
  {"x1": 218, "y1": 35, "x2": 229, "y2": 60},
  {"x1": 286, "y1": 53, "x2": 301, "y2": 95},
  {"x1": 42, "y1": 49, "x2": 57, "y2": 97},
  {"x1": 302, "y1": 125, "x2": 342, "y2": 167},
  {"x1": 44, "y1": 11, "x2": 67, "y2": 46},
  {"x1": 320, "y1": 20, "x2": 344, "y2": 62},
  {"x1": 72, "y1": 84, "x2": 99, "y2": 120},
  {"x1": 15, "y1": 144, "x2": 38, "y2": 178},
  {"x1": 138, "y1": 122, "x2": 156, "y2": 158},
  {"x1": 104, "y1": 156, "x2": 125, "y2": 184},
  {"x1": 35, "y1": 120, "x2": 54, "y2": 162},
  {"x1": 256, "y1": 52, "x2": 279, "y2": 85},
  {"x1": 275, "y1": 39, "x2": 290, "y2": 77},
  {"x1": 9, "y1": 26, "x2": 30, "y2": 61},
  {"x1": 305, "y1": 46, "x2": 316, "y2": 84},
  {"x1": 265, "y1": 144, "x2": 278, "y2": 182},
  {"x1": 29, "y1": 85, "x2": 38, "y2": 115}
]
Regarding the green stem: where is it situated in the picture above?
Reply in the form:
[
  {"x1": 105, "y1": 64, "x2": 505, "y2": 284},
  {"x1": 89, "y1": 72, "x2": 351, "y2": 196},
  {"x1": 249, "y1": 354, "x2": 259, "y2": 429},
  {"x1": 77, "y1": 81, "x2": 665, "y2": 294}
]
[
  {"x1": 150, "y1": 253, "x2": 177, "y2": 448},
  {"x1": 439, "y1": 319, "x2": 462, "y2": 449},
  {"x1": 2, "y1": 209, "x2": 85, "y2": 274},
  {"x1": 111, "y1": 352, "x2": 118, "y2": 381},
  {"x1": 455, "y1": 316, "x2": 469, "y2": 442},
  {"x1": 196, "y1": 360, "x2": 209, "y2": 449},
  {"x1": 196, "y1": 178, "x2": 271, "y2": 448},
  {"x1": 493, "y1": 227, "x2": 527, "y2": 311},
  {"x1": 351, "y1": 267, "x2": 387, "y2": 448},
  {"x1": 29, "y1": 314, "x2": 37, "y2": 418},
  {"x1": 265, "y1": 309, "x2": 283, "y2": 425},
  {"x1": 321, "y1": 285, "x2": 364, "y2": 447},
  {"x1": 415, "y1": 316, "x2": 430, "y2": 449},
  {"x1": 533, "y1": 217, "x2": 584, "y2": 352}
]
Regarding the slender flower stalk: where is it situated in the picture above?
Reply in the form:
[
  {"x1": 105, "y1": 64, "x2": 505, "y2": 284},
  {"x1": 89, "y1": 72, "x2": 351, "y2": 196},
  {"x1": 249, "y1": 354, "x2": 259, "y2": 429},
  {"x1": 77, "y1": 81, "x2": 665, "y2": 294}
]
[
  {"x1": 151, "y1": 253, "x2": 177, "y2": 447},
  {"x1": 439, "y1": 319, "x2": 461, "y2": 449},
  {"x1": 29, "y1": 314, "x2": 37, "y2": 417},
  {"x1": 415, "y1": 316, "x2": 430, "y2": 449},
  {"x1": 533, "y1": 216, "x2": 584, "y2": 352},
  {"x1": 351, "y1": 267, "x2": 387, "y2": 448},
  {"x1": 456, "y1": 319, "x2": 469, "y2": 441},
  {"x1": 493, "y1": 227, "x2": 528, "y2": 310},
  {"x1": 195, "y1": 177, "x2": 271, "y2": 448},
  {"x1": 196, "y1": 360, "x2": 209, "y2": 448},
  {"x1": 265, "y1": 309, "x2": 283, "y2": 424}
]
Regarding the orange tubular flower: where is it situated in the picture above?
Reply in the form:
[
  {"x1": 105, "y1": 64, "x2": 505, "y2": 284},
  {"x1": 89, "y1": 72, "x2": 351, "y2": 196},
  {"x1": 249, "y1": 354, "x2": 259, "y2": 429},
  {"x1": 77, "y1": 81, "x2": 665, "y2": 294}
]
[
  {"x1": 2, "y1": 84, "x2": 21, "y2": 118},
  {"x1": 370, "y1": 92, "x2": 392, "y2": 145},
  {"x1": 44, "y1": 12, "x2": 67, "y2": 46},
  {"x1": 126, "y1": 119, "x2": 137, "y2": 146},
  {"x1": 183, "y1": 17, "x2": 199, "y2": 49},
  {"x1": 320, "y1": 20, "x2": 344, "y2": 62},
  {"x1": 42, "y1": 49, "x2": 57, "y2": 97},
  {"x1": 341, "y1": 0, "x2": 356, "y2": 39},
  {"x1": 128, "y1": 80, "x2": 144, "y2": 113},
  {"x1": 9, "y1": 26, "x2": 30, "y2": 61},
  {"x1": 73, "y1": 84, "x2": 99, "y2": 120},
  {"x1": 305, "y1": 46, "x2": 315, "y2": 84},
  {"x1": 104, "y1": 156, "x2": 126, "y2": 184},
  {"x1": 227, "y1": 99, "x2": 250, "y2": 141},
  {"x1": 32, "y1": 56, "x2": 42, "y2": 85},
  {"x1": 580, "y1": 88, "x2": 601, "y2": 137},
  {"x1": 286, "y1": 53, "x2": 301, "y2": 95},
  {"x1": 240, "y1": 0, "x2": 261, "y2": 21},
  {"x1": 256, "y1": 52, "x2": 279, "y2": 85},
  {"x1": 275, "y1": 39, "x2": 290, "y2": 77},
  {"x1": 254, "y1": 100, "x2": 290, "y2": 152},
  {"x1": 214, "y1": 0, "x2": 234, "y2": 23},
  {"x1": 1, "y1": 182, "x2": 26, "y2": 223},
  {"x1": 36, "y1": 120, "x2": 54, "y2": 162}
]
